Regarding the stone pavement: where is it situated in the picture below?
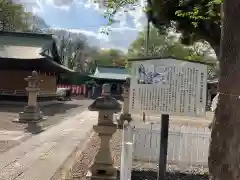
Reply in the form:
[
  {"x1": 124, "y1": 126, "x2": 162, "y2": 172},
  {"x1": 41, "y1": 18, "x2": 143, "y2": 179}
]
[
  {"x1": 0, "y1": 100, "x2": 93, "y2": 153},
  {"x1": 0, "y1": 110, "x2": 98, "y2": 180},
  {"x1": 0, "y1": 130, "x2": 28, "y2": 141}
]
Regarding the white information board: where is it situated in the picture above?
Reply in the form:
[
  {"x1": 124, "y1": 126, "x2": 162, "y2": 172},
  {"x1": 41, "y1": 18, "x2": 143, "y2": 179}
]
[{"x1": 129, "y1": 58, "x2": 208, "y2": 117}]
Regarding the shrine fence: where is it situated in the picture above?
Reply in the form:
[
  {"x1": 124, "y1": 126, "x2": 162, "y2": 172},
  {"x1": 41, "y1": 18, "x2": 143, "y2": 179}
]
[
  {"x1": 57, "y1": 84, "x2": 88, "y2": 96},
  {"x1": 124, "y1": 123, "x2": 210, "y2": 168}
]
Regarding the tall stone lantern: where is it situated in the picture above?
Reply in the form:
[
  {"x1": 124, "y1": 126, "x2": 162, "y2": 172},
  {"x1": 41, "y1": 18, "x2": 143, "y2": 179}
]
[
  {"x1": 87, "y1": 83, "x2": 121, "y2": 180},
  {"x1": 19, "y1": 71, "x2": 44, "y2": 123},
  {"x1": 119, "y1": 78, "x2": 132, "y2": 128}
]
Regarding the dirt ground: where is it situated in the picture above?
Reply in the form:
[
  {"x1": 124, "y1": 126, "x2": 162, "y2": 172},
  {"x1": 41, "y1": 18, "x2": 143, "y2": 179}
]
[{"x1": 0, "y1": 99, "x2": 93, "y2": 153}]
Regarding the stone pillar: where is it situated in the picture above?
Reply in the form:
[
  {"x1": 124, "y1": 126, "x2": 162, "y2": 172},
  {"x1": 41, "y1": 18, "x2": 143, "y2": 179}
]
[
  {"x1": 18, "y1": 71, "x2": 44, "y2": 123},
  {"x1": 87, "y1": 84, "x2": 121, "y2": 180},
  {"x1": 119, "y1": 78, "x2": 132, "y2": 128}
]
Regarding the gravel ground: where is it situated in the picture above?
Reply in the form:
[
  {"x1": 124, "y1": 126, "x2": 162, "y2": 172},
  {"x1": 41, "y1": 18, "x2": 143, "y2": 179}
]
[
  {"x1": 66, "y1": 130, "x2": 122, "y2": 180},
  {"x1": 65, "y1": 129, "x2": 209, "y2": 180}
]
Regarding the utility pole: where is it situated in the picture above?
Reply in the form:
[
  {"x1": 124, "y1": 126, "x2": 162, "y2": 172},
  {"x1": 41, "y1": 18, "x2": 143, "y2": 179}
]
[{"x1": 145, "y1": 18, "x2": 150, "y2": 56}]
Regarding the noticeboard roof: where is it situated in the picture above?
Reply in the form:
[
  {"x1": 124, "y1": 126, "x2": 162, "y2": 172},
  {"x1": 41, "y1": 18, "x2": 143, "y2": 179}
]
[{"x1": 128, "y1": 56, "x2": 214, "y2": 66}]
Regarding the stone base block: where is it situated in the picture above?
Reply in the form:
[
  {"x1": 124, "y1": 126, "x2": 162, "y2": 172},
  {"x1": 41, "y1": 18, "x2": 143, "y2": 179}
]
[
  {"x1": 86, "y1": 170, "x2": 117, "y2": 180},
  {"x1": 25, "y1": 122, "x2": 44, "y2": 134},
  {"x1": 86, "y1": 163, "x2": 117, "y2": 180},
  {"x1": 18, "y1": 106, "x2": 45, "y2": 123},
  {"x1": 119, "y1": 113, "x2": 132, "y2": 122},
  {"x1": 118, "y1": 113, "x2": 132, "y2": 129}
]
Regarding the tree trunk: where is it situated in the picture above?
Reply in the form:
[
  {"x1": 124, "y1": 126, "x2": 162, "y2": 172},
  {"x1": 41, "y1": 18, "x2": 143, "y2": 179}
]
[{"x1": 208, "y1": 1, "x2": 240, "y2": 180}]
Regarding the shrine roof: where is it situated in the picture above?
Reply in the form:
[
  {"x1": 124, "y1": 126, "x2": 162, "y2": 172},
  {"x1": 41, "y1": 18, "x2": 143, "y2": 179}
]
[
  {"x1": 0, "y1": 31, "x2": 73, "y2": 73},
  {"x1": 0, "y1": 32, "x2": 58, "y2": 59},
  {"x1": 0, "y1": 57, "x2": 74, "y2": 73},
  {"x1": 89, "y1": 65, "x2": 130, "y2": 80}
]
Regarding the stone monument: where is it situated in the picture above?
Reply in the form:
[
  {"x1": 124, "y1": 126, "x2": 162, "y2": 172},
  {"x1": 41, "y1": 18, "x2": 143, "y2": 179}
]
[
  {"x1": 87, "y1": 83, "x2": 121, "y2": 180},
  {"x1": 19, "y1": 71, "x2": 44, "y2": 123},
  {"x1": 119, "y1": 78, "x2": 132, "y2": 128}
]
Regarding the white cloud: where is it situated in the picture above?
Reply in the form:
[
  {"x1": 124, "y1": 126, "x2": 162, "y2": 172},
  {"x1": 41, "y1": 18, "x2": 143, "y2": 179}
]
[
  {"x1": 93, "y1": 0, "x2": 147, "y2": 31},
  {"x1": 17, "y1": 0, "x2": 143, "y2": 51},
  {"x1": 76, "y1": 0, "x2": 102, "y2": 12},
  {"x1": 45, "y1": 0, "x2": 73, "y2": 10},
  {"x1": 50, "y1": 26, "x2": 138, "y2": 52},
  {"x1": 128, "y1": 8, "x2": 147, "y2": 29}
]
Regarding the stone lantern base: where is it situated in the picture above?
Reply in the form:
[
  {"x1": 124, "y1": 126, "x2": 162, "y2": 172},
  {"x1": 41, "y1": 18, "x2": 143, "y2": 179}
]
[
  {"x1": 86, "y1": 125, "x2": 117, "y2": 180},
  {"x1": 118, "y1": 113, "x2": 132, "y2": 129},
  {"x1": 86, "y1": 164, "x2": 117, "y2": 180},
  {"x1": 18, "y1": 105, "x2": 44, "y2": 123},
  {"x1": 119, "y1": 113, "x2": 132, "y2": 122}
]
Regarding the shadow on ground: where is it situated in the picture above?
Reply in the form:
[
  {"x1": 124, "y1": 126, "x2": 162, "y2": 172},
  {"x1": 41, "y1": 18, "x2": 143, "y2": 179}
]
[
  {"x1": 42, "y1": 103, "x2": 81, "y2": 116},
  {"x1": 117, "y1": 170, "x2": 209, "y2": 180},
  {"x1": 0, "y1": 102, "x2": 81, "y2": 117}
]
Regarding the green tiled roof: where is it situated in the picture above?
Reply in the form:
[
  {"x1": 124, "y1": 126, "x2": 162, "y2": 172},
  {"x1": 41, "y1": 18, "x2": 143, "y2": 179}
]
[{"x1": 90, "y1": 66, "x2": 130, "y2": 80}]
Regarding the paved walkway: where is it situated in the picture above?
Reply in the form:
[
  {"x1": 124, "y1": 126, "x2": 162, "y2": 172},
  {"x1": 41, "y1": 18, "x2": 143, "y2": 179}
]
[
  {"x1": 0, "y1": 110, "x2": 97, "y2": 180},
  {"x1": 0, "y1": 99, "x2": 93, "y2": 153}
]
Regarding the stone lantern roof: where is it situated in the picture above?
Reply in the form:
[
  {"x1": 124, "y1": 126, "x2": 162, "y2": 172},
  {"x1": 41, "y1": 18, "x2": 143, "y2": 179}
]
[
  {"x1": 88, "y1": 96, "x2": 122, "y2": 112},
  {"x1": 88, "y1": 84, "x2": 122, "y2": 112}
]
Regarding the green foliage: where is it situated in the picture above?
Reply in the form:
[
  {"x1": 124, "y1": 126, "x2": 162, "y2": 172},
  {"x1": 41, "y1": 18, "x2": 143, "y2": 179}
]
[
  {"x1": 128, "y1": 27, "x2": 210, "y2": 60},
  {"x1": 0, "y1": 0, "x2": 29, "y2": 31},
  {"x1": 128, "y1": 26, "x2": 217, "y2": 79},
  {"x1": 93, "y1": 49, "x2": 126, "y2": 67},
  {"x1": 128, "y1": 26, "x2": 212, "y2": 61},
  {"x1": 99, "y1": 0, "x2": 221, "y2": 54}
]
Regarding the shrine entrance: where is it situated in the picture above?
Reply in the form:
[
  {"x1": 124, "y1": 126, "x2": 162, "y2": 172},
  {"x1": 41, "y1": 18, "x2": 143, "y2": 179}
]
[{"x1": 89, "y1": 66, "x2": 130, "y2": 100}]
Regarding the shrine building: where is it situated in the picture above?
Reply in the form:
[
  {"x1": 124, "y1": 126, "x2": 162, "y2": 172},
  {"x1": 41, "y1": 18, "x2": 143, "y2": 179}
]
[
  {"x1": 0, "y1": 31, "x2": 73, "y2": 103},
  {"x1": 89, "y1": 65, "x2": 130, "y2": 99}
]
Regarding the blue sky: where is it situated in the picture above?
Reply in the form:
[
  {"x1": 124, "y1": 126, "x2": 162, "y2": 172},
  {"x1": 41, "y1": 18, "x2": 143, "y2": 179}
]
[{"x1": 18, "y1": 0, "x2": 147, "y2": 52}]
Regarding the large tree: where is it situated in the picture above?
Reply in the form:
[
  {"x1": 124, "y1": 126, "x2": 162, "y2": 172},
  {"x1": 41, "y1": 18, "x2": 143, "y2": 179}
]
[
  {"x1": 58, "y1": 35, "x2": 93, "y2": 73},
  {"x1": 128, "y1": 26, "x2": 218, "y2": 79},
  {"x1": 147, "y1": 0, "x2": 221, "y2": 55},
  {"x1": 102, "y1": 0, "x2": 221, "y2": 56},
  {"x1": 0, "y1": 0, "x2": 29, "y2": 31},
  {"x1": 208, "y1": 1, "x2": 240, "y2": 180},
  {"x1": 128, "y1": 26, "x2": 214, "y2": 60},
  {"x1": 93, "y1": 49, "x2": 126, "y2": 67}
]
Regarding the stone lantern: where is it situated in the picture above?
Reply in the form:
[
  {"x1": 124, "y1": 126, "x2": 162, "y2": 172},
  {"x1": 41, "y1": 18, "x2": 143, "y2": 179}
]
[
  {"x1": 119, "y1": 78, "x2": 132, "y2": 128},
  {"x1": 87, "y1": 83, "x2": 122, "y2": 180},
  {"x1": 19, "y1": 71, "x2": 44, "y2": 123}
]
